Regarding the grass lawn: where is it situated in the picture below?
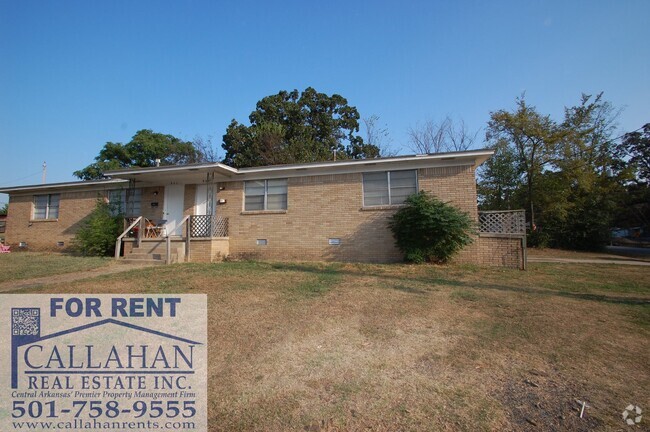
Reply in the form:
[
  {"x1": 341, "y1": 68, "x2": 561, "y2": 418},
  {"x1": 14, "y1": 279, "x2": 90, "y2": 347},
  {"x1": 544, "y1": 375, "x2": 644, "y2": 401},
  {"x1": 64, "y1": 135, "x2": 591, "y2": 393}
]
[
  {"x1": 5, "y1": 258, "x2": 650, "y2": 431},
  {"x1": 529, "y1": 247, "x2": 650, "y2": 262},
  {"x1": 0, "y1": 252, "x2": 112, "y2": 283}
]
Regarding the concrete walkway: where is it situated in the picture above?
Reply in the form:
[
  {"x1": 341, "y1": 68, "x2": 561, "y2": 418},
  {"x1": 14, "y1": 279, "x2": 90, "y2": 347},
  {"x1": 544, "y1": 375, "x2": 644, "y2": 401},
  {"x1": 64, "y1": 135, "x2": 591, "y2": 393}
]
[
  {"x1": 528, "y1": 257, "x2": 650, "y2": 266},
  {"x1": 0, "y1": 263, "x2": 156, "y2": 292}
]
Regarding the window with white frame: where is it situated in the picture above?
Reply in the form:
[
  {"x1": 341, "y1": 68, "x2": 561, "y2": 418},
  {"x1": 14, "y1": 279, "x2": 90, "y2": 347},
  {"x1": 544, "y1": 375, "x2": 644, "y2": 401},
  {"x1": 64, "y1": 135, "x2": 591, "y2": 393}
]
[
  {"x1": 362, "y1": 170, "x2": 417, "y2": 206},
  {"x1": 33, "y1": 194, "x2": 60, "y2": 220},
  {"x1": 244, "y1": 179, "x2": 288, "y2": 211}
]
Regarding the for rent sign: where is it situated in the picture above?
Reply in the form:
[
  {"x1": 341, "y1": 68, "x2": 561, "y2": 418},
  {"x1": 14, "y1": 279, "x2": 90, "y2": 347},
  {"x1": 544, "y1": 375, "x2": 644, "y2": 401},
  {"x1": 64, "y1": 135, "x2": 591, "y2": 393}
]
[{"x1": 0, "y1": 295, "x2": 207, "y2": 432}]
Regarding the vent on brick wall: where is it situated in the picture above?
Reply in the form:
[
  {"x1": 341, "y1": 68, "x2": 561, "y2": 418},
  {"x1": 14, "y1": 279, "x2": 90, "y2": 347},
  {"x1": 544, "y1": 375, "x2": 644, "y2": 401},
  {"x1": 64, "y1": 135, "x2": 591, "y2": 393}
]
[
  {"x1": 256, "y1": 239, "x2": 268, "y2": 246},
  {"x1": 56, "y1": 241, "x2": 65, "y2": 247},
  {"x1": 19, "y1": 242, "x2": 27, "y2": 248}
]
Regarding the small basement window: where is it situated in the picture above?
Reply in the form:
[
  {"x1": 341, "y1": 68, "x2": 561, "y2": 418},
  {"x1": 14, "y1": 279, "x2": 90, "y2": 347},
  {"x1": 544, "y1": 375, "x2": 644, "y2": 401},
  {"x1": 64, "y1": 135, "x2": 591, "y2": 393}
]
[
  {"x1": 56, "y1": 241, "x2": 65, "y2": 247},
  {"x1": 328, "y1": 238, "x2": 341, "y2": 245},
  {"x1": 256, "y1": 239, "x2": 268, "y2": 246}
]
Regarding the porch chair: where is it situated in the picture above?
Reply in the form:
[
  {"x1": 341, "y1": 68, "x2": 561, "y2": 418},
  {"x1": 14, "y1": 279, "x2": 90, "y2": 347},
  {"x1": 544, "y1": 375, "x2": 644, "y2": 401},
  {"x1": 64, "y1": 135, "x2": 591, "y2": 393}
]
[
  {"x1": 145, "y1": 219, "x2": 167, "y2": 238},
  {"x1": 0, "y1": 244, "x2": 10, "y2": 253}
]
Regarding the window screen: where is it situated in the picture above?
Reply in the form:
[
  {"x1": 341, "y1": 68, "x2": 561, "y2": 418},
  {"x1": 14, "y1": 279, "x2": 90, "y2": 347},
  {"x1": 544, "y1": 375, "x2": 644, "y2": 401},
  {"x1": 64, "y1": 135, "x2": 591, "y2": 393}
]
[
  {"x1": 363, "y1": 170, "x2": 417, "y2": 206},
  {"x1": 33, "y1": 194, "x2": 60, "y2": 219},
  {"x1": 245, "y1": 179, "x2": 287, "y2": 211}
]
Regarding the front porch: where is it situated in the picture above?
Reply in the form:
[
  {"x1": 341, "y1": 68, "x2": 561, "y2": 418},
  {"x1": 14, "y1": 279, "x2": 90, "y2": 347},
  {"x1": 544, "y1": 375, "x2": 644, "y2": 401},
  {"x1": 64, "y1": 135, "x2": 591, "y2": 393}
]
[{"x1": 116, "y1": 215, "x2": 229, "y2": 264}]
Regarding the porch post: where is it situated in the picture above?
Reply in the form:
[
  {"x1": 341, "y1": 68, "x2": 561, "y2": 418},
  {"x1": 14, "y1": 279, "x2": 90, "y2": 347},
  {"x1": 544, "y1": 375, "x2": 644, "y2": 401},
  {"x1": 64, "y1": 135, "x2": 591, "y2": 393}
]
[{"x1": 206, "y1": 172, "x2": 215, "y2": 236}]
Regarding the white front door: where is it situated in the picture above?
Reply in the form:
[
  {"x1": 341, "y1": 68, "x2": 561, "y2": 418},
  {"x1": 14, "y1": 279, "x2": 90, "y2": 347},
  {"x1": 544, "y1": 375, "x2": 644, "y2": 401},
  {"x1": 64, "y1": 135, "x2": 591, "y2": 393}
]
[{"x1": 163, "y1": 184, "x2": 185, "y2": 236}]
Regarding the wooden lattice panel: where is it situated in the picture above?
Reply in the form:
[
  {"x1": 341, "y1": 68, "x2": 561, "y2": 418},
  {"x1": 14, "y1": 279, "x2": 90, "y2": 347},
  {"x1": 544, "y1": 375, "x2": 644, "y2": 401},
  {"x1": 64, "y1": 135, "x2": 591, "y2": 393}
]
[
  {"x1": 478, "y1": 210, "x2": 525, "y2": 235},
  {"x1": 190, "y1": 215, "x2": 229, "y2": 238}
]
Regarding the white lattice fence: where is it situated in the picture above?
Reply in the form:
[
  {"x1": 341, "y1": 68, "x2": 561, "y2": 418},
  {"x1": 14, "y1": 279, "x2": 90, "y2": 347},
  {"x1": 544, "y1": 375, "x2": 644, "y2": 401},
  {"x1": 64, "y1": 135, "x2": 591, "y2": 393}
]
[
  {"x1": 190, "y1": 215, "x2": 229, "y2": 238},
  {"x1": 211, "y1": 216, "x2": 228, "y2": 237},
  {"x1": 478, "y1": 210, "x2": 526, "y2": 236}
]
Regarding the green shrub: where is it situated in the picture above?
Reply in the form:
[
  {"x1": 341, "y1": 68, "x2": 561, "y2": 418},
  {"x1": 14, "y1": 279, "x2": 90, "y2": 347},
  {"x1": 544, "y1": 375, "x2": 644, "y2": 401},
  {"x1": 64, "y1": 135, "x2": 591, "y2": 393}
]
[
  {"x1": 388, "y1": 191, "x2": 475, "y2": 263},
  {"x1": 73, "y1": 199, "x2": 123, "y2": 256}
]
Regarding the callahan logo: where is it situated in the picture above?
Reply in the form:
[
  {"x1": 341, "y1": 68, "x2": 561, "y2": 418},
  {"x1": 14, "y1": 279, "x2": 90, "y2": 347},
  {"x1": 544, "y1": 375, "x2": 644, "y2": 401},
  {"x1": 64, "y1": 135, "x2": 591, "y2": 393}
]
[{"x1": 11, "y1": 299, "x2": 201, "y2": 391}]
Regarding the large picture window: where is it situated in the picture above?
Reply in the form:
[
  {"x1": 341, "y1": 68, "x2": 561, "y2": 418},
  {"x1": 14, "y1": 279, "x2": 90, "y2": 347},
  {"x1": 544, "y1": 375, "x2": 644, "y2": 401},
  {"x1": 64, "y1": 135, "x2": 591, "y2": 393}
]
[
  {"x1": 108, "y1": 189, "x2": 141, "y2": 217},
  {"x1": 33, "y1": 194, "x2": 60, "y2": 220},
  {"x1": 362, "y1": 170, "x2": 417, "y2": 206},
  {"x1": 244, "y1": 179, "x2": 288, "y2": 211}
]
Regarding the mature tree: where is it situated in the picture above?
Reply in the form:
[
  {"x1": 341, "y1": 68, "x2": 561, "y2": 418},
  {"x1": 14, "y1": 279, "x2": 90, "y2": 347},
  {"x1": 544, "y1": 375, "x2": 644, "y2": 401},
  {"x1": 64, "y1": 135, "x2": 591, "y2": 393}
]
[
  {"x1": 363, "y1": 115, "x2": 396, "y2": 156},
  {"x1": 477, "y1": 139, "x2": 522, "y2": 210},
  {"x1": 480, "y1": 93, "x2": 626, "y2": 250},
  {"x1": 485, "y1": 97, "x2": 564, "y2": 227},
  {"x1": 222, "y1": 87, "x2": 379, "y2": 168},
  {"x1": 546, "y1": 93, "x2": 624, "y2": 249},
  {"x1": 613, "y1": 123, "x2": 650, "y2": 228},
  {"x1": 618, "y1": 123, "x2": 650, "y2": 183},
  {"x1": 74, "y1": 129, "x2": 201, "y2": 180},
  {"x1": 407, "y1": 116, "x2": 478, "y2": 154}
]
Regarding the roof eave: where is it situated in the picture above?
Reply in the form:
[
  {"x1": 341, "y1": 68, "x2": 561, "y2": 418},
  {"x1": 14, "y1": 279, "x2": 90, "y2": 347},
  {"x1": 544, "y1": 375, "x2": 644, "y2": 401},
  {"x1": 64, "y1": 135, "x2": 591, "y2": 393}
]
[{"x1": 0, "y1": 178, "x2": 129, "y2": 194}]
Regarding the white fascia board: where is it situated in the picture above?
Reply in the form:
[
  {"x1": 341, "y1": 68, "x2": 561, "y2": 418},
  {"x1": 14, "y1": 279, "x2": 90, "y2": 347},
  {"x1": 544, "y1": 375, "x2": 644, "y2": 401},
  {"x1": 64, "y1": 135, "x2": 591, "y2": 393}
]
[
  {"x1": 234, "y1": 150, "x2": 494, "y2": 181},
  {"x1": 105, "y1": 163, "x2": 237, "y2": 177},
  {"x1": 0, "y1": 179, "x2": 129, "y2": 194}
]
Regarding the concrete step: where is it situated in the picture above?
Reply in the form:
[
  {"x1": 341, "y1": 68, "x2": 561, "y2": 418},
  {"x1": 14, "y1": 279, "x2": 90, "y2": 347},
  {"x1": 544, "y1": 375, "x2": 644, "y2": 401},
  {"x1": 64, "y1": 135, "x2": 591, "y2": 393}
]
[
  {"x1": 126, "y1": 253, "x2": 164, "y2": 260},
  {"x1": 119, "y1": 258, "x2": 166, "y2": 265}
]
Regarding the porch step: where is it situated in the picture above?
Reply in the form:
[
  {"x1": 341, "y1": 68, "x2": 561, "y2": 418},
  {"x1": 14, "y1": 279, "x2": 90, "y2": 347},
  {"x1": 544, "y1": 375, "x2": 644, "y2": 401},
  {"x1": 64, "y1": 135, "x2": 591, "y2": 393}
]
[
  {"x1": 122, "y1": 247, "x2": 183, "y2": 264},
  {"x1": 126, "y1": 252, "x2": 165, "y2": 260},
  {"x1": 119, "y1": 258, "x2": 166, "y2": 265}
]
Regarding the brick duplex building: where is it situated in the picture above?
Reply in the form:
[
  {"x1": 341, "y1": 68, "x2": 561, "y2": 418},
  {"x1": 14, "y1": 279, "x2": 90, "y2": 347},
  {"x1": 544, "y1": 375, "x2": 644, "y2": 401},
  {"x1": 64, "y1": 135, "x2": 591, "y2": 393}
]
[{"x1": 0, "y1": 150, "x2": 525, "y2": 268}]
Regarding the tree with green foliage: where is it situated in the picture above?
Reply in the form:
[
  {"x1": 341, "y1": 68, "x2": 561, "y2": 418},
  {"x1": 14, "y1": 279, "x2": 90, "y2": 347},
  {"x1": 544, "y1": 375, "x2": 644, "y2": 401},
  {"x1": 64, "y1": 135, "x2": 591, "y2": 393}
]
[
  {"x1": 74, "y1": 129, "x2": 202, "y2": 180},
  {"x1": 613, "y1": 123, "x2": 650, "y2": 229},
  {"x1": 618, "y1": 123, "x2": 650, "y2": 184},
  {"x1": 73, "y1": 199, "x2": 123, "y2": 256},
  {"x1": 485, "y1": 96, "x2": 564, "y2": 228},
  {"x1": 479, "y1": 93, "x2": 626, "y2": 250},
  {"x1": 0, "y1": 203, "x2": 7, "y2": 216},
  {"x1": 477, "y1": 139, "x2": 522, "y2": 210},
  {"x1": 543, "y1": 93, "x2": 625, "y2": 249},
  {"x1": 389, "y1": 192, "x2": 475, "y2": 263},
  {"x1": 222, "y1": 87, "x2": 380, "y2": 168}
]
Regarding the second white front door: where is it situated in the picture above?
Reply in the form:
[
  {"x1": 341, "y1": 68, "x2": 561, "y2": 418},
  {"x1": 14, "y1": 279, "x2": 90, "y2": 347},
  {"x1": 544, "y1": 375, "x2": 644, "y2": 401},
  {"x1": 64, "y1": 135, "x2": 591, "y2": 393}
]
[{"x1": 163, "y1": 184, "x2": 185, "y2": 236}]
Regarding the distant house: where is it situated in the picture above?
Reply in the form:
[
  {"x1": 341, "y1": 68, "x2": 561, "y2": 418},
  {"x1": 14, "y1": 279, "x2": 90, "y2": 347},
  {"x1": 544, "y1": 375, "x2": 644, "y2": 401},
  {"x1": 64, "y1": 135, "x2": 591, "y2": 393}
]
[{"x1": 0, "y1": 150, "x2": 525, "y2": 268}]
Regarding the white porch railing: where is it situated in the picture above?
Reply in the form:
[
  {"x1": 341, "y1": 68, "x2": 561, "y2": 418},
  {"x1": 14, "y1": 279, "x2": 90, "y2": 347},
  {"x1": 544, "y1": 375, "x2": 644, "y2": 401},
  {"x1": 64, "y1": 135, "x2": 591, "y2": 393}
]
[
  {"x1": 117, "y1": 215, "x2": 229, "y2": 264},
  {"x1": 115, "y1": 216, "x2": 143, "y2": 259}
]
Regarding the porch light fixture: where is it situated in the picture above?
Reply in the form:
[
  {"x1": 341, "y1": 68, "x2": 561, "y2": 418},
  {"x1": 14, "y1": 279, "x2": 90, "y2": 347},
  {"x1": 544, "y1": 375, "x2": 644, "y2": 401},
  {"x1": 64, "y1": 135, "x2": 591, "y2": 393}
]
[
  {"x1": 218, "y1": 186, "x2": 226, "y2": 191},
  {"x1": 218, "y1": 199, "x2": 227, "y2": 204},
  {"x1": 153, "y1": 191, "x2": 158, "y2": 196}
]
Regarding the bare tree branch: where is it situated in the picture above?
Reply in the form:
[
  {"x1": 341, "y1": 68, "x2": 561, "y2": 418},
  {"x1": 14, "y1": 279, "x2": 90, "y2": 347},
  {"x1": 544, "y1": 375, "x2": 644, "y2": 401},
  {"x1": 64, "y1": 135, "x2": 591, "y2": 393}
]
[
  {"x1": 364, "y1": 115, "x2": 397, "y2": 156},
  {"x1": 408, "y1": 116, "x2": 478, "y2": 154},
  {"x1": 193, "y1": 135, "x2": 220, "y2": 163}
]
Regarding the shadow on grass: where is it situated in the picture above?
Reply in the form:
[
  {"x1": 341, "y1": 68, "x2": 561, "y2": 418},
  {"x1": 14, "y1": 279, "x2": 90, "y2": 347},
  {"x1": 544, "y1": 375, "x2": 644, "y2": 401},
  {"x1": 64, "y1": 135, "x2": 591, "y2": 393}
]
[{"x1": 268, "y1": 262, "x2": 650, "y2": 306}]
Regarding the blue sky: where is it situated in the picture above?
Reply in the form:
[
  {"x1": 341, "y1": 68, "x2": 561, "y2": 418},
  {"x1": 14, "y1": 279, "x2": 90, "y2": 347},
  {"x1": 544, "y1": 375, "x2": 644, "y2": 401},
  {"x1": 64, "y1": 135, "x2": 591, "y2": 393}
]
[{"x1": 1, "y1": 0, "x2": 648, "y2": 205}]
